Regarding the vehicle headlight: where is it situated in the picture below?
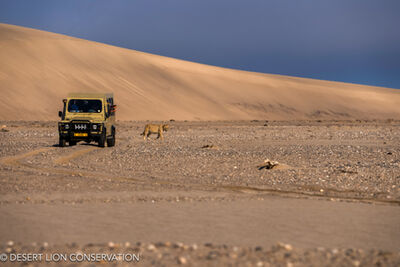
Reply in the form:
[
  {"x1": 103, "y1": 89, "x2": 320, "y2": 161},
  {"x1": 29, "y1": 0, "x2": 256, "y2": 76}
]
[
  {"x1": 92, "y1": 124, "x2": 101, "y2": 131},
  {"x1": 64, "y1": 124, "x2": 69, "y2": 130}
]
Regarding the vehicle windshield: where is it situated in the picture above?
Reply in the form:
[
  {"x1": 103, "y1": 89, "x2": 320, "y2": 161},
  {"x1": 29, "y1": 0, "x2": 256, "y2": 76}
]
[{"x1": 67, "y1": 99, "x2": 102, "y2": 113}]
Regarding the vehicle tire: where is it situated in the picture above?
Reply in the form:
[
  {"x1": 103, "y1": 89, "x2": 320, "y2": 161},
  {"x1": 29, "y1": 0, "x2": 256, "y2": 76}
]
[
  {"x1": 98, "y1": 130, "x2": 106, "y2": 148},
  {"x1": 69, "y1": 140, "x2": 77, "y2": 146},
  {"x1": 107, "y1": 132, "x2": 115, "y2": 147},
  {"x1": 59, "y1": 136, "x2": 66, "y2": 147}
]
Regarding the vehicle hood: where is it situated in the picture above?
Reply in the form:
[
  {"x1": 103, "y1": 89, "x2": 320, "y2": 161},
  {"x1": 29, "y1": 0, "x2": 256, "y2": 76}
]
[{"x1": 64, "y1": 113, "x2": 104, "y2": 122}]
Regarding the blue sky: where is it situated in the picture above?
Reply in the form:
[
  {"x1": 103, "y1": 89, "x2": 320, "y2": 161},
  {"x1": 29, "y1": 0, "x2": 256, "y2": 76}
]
[{"x1": 1, "y1": 0, "x2": 399, "y2": 89}]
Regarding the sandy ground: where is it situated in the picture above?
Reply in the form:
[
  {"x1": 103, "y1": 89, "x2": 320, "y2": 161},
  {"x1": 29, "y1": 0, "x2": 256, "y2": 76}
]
[
  {"x1": 1, "y1": 21, "x2": 399, "y2": 267},
  {"x1": 0, "y1": 120, "x2": 399, "y2": 266},
  {"x1": 1, "y1": 23, "x2": 400, "y2": 121}
]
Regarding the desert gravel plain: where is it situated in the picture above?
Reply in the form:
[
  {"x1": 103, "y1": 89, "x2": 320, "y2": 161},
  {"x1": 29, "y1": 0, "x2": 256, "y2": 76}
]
[{"x1": 0, "y1": 120, "x2": 399, "y2": 266}]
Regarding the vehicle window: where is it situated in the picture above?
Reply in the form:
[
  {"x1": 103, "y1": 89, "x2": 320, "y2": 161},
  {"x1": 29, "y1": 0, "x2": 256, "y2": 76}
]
[{"x1": 67, "y1": 99, "x2": 102, "y2": 113}]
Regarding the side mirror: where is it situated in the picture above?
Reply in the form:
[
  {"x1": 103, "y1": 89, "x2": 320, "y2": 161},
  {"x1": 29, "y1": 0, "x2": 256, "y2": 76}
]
[{"x1": 58, "y1": 111, "x2": 63, "y2": 118}]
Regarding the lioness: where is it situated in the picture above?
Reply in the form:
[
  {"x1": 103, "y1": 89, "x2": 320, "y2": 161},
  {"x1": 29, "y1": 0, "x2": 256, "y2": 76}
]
[{"x1": 141, "y1": 124, "x2": 169, "y2": 140}]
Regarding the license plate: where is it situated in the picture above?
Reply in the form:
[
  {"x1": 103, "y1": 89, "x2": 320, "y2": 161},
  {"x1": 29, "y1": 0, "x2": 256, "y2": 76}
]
[{"x1": 74, "y1": 133, "x2": 88, "y2": 137}]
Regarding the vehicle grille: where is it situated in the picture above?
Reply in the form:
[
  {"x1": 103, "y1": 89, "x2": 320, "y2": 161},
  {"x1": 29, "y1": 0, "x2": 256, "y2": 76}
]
[{"x1": 71, "y1": 121, "x2": 90, "y2": 132}]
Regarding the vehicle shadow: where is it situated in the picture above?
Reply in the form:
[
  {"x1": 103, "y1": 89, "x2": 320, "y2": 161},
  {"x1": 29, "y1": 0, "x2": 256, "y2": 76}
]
[
  {"x1": 51, "y1": 142, "x2": 100, "y2": 147},
  {"x1": 80, "y1": 143, "x2": 100, "y2": 147}
]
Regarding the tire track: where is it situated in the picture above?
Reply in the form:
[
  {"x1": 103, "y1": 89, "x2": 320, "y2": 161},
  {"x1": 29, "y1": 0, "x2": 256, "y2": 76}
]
[
  {"x1": 0, "y1": 146, "x2": 101, "y2": 177},
  {"x1": 0, "y1": 147, "x2": 53, "y2": 166},
  {"x1": 1, "y1": 147, "x2": 399, "y2": 206},
  {"x1": 219, "y1": 185, "x2": 400, "y2": 205},
  {"x1": 53, "y1": 146, "x2": 98, "y2": 164}
]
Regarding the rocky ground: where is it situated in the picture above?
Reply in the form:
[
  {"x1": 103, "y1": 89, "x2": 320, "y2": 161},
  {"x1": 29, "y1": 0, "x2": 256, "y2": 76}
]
[
  {"x1": 1, "y1": 120, "x2": 399, "y2": 203},
  {"x1": 1, "y1": 241, "x2": 400, "y2": 267},
  {"x1": 0, "y1": 120, "x2": 399, "y2": 266}
]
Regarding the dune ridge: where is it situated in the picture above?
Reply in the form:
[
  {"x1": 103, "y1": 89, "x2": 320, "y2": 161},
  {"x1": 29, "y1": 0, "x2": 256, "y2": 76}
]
[{"x1": 0, "y1": 23, "x2": 399, "y2": 121}]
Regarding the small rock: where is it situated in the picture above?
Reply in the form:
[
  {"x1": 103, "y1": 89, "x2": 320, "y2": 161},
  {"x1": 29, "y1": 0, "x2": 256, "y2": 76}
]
[
  {"x1": 207, "y1": 251, "x2": 218, "y2": 260},
  {"x1": 174, "y1": 242, "x2": 183, "y2": 248},
  {"x1": 230, "y1": 253, "x2": 238, "y2": 259},
  {"x1": 7, "y1": 240, "x2": 14, "y2": 247},
  {"x1": 108, "y1": 241, "x2": 115, "y2": 248},
  {"x1": 284, "y1": 244, "x2": 293, "y2": 251},
  {"x1": 178, "y1": 256, "x2": 187, "y2": 264},
  {"x1": 147, "y1": 244, "x2": 156, "y2": 251},
  {"x1": 155, "y1": 242, "x2": 166, "y2": 247}
]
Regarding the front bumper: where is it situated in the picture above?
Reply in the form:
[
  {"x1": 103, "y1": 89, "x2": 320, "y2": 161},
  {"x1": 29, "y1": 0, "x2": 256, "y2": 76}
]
[{"x1": 58, "y1": 122, "x2": 103, "y2": 140}]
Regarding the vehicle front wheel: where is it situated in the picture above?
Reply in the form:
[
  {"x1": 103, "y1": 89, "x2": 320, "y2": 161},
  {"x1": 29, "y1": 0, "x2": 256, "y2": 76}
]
[
  {"x1": 69, "y1": 140, "x2": 77, "y2": 146},
  {"x1": 59, "y1": 136, "x2": 66, "y2": 147},
  {"x1": 107, "y1": 133, "x2": 115, "y2": 147},
  {"x1": 98, "y1": 131, "x2": 106, "y2": 147}
]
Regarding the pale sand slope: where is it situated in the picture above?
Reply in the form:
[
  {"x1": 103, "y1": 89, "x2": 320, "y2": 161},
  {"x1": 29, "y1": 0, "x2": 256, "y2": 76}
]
[{"x1": 0, "y1": 23, "x2": 399, "y2": 121}]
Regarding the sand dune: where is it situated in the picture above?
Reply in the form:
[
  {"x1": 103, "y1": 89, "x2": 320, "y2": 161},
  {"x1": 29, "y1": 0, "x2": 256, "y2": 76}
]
[{"x1": 0, "y1": 23, "x2": 399, "y2": 121}]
